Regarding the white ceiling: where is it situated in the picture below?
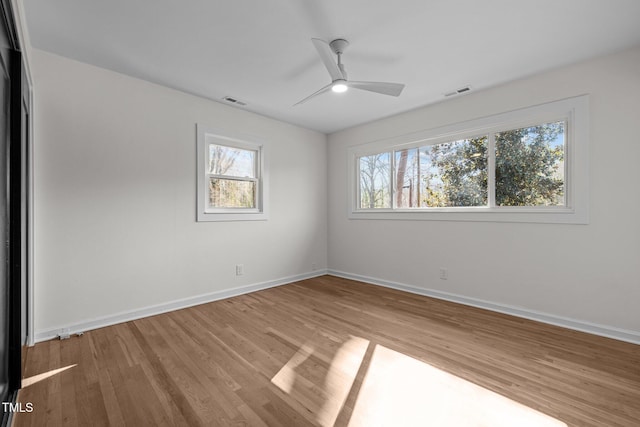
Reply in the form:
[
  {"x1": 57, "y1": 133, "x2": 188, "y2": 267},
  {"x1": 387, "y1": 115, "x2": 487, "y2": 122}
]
[{"x1": 23, "y1": 0, "x2": 640, "y2": 134}]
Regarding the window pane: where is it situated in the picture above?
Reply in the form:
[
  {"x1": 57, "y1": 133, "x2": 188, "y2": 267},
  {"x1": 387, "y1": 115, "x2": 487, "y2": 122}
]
[
  {"x1": 495, "y1": 122, "x2": 565, "y2": 206},
  {"x1": 395, "y1": 148, "x2": 420, "y2": 208},
  {"x1": 209, "y1": 178, "x2": 256, "y2": 208},
  {"x1": 209, "y1": 144, "x2": 256, "y2": 178},
  {"x1": 421, "y1": 137, "x2": 488, "y2": 207},
  {"x1": 359, "y1": 153, "x2": 391, "y2": 209}
]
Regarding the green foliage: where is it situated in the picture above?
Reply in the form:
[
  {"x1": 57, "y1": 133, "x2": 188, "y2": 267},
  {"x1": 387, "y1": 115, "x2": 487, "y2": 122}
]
[
  {"x1": 495, "y1": 123, "x2": 564, "y2": 206},
  {"x1": 422, "y1": 123, "x2": 564, "y2": 207},
  {"x1": 428, "y1": 137, "x2": 488, "y2": 207}
]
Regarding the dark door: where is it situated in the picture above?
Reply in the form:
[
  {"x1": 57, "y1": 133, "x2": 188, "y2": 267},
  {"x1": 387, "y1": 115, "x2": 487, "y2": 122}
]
[
  {"x1": 0, "y1": 1, "x2": 28, "y2": 423},
  {"x1": 0, "y1": 2, "x2": 12, "y2": 413},
  {"x1": 8, "y1": 47, "x2": 27, "y2": 392}
]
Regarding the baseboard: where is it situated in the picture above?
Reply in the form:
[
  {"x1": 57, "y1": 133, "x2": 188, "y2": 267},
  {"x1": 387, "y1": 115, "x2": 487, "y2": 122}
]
[
  {"x1": 35, "y1": 269, "x2": 640, "y2": 346},
  {"x1": 328, "y1": 270, "x2": 640, "y2": 346},
  {"x1": 34, "y1": 270, "x2": 328, "y2": 343}
]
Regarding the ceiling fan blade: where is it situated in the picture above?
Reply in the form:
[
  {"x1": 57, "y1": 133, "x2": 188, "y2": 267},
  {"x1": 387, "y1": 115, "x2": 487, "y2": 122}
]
[
  {"x1": 293, "y1": 82, "x2": 334, "y2": 106},
  {"x1": 311, "y1": 38, "x2": 344, "y2": 82},
  {"x1": 348, "y1": 81, "x2": 405, "y2": 97}
]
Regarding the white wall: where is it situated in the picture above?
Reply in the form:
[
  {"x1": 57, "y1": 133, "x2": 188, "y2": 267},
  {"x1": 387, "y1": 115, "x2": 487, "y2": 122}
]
[
  {"x1": 32, "y1": 50, "x2": 327, "y2": 338},
  {"x1": 328, "y1": 46, "x2": 640, "y2": 339},
  {"x1": 32, "y1": 45, "x2": 640, "y2": 343}
]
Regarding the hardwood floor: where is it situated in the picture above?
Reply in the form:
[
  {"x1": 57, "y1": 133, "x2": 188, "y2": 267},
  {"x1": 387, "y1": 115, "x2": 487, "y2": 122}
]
[{"x1": 13, "y1": 275, "x2": 640, "y2": 426}]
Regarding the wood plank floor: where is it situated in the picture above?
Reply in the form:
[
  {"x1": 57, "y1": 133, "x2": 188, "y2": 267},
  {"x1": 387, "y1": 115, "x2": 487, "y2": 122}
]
[{"x1": 13, "y1": 275, "x2": 640, "y2": 426}]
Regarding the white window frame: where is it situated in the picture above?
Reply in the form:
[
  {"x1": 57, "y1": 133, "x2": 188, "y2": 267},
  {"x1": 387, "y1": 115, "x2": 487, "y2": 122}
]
[
  {"x1": 348, "y1": 95, "x2": 589, "y2": 224},
  {"x1": 197, "y1": 124, "x2": 269, "y2": 222}
]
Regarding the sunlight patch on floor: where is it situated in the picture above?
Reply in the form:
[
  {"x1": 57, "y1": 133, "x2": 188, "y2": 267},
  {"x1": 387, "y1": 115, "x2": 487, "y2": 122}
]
[
  {"x1": 271, "y1": 336, "x2": 369, "y2": 426},
  {"x1": 348, "y1": 345, "x2": 567, "y2": 427},
  {"x1": 21, "y1": 364, "x2": 78, "y2": 388}
]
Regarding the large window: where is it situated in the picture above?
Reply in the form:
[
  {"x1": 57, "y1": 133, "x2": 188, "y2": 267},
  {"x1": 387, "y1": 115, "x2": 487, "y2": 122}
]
[
  {"x1": 197, "y1": 125, "x2": 268, "y2": 221},
  {"x1": 349, "y1": 96, "x2": 589, "y2": 224}
]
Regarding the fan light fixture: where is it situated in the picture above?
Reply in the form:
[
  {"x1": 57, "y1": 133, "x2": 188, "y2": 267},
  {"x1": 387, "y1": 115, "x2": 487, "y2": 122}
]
[{"x1": 332, "y1": 81, "x2": 348, "y2": 93}]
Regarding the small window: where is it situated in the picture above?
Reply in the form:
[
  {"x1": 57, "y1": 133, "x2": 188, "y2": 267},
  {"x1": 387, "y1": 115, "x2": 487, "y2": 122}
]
[
  {"x1": 197, "y1": 125, "x2": 268, "y2": 221},
  {"x1": 208, "y1": 144, "x2": 257, "y2": 209}
]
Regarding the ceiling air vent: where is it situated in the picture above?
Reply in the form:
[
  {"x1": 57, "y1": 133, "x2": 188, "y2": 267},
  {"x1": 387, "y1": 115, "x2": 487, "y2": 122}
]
[
  {"x1": 222, "y1": 96, "x2": 247, "y2": 106},
  {"x1": 444, "y1": 86, "x2": 472, "y2": 97}
]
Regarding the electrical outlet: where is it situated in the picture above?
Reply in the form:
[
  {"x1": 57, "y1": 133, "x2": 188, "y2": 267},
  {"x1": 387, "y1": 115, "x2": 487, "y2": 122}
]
[
  {"x1": 439, "y1": 268, "x2": 448, "y2": 280},
  {"x1": 312, "y1": 263, "x2": 317, "y2": 271},
  {"x1": 236, "y1": 264, "x2": 244, "y2": 276}
]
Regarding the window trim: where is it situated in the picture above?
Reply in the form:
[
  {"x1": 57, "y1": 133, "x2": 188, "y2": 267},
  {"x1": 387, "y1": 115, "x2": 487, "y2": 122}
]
[
  {"x1": 348, "y1": 95, "x2": 589, "y2": 224},
  {"x1": 197, "y1": 124, "x2": 269, "y2": 222}
]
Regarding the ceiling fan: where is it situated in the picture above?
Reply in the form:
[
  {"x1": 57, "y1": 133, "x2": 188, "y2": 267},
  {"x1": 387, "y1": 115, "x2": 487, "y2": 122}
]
[{"x1": 294, "y1": 38, "x2": 405, "y2": 106}]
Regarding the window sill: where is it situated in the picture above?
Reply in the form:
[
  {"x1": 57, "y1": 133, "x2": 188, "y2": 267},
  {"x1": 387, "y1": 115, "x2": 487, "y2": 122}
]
[
  {"x1": 197, "y1": 211, "x2": 269, "y2": 222},
  {"x1": 348, "y1": 208, "x2": 587, "y2": 224}
]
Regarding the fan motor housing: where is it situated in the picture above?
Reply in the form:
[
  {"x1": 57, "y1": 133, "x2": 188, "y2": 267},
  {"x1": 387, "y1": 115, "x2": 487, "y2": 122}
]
[{"x1": 329, "y1": 39, "x2": 349, "y2": 55}]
